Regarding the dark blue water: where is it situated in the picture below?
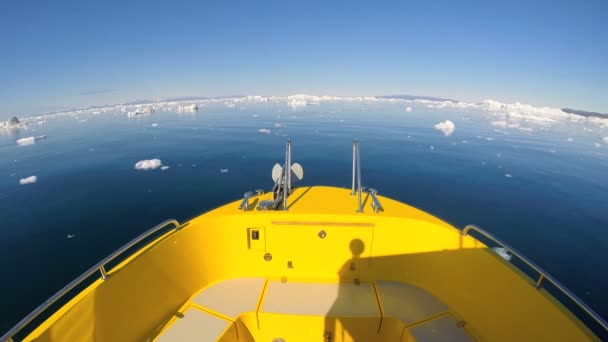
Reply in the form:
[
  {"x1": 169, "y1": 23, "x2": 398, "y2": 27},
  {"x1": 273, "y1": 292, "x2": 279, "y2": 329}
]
[{"x1": 1, "y1": 99, "x2": 607, "y2": 336}]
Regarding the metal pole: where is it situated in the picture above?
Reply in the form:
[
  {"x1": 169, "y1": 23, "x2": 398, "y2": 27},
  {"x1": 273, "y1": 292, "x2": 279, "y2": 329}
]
[
  {"x1": 356, "y1": 141, "x2": 363, "y2": 212},
  {"x1": 352, "y1": 140, "x2": 356, "y2": 195},
  {"x1": 287, "y1": 140, "x2": 292, "y2": 194}
]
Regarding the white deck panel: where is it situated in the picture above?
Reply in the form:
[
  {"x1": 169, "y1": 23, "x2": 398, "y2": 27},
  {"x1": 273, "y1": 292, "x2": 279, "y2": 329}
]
[
  {"x1": 192, "y1": 277, "x2": 266, "y2": 319},
  {"x1": 376, "y1": 280, "x2": 448, "y2": 325},
  {"x1": 262, "y1": 281, "x2": 379, "y2": 317},
  {"x1": 157, "y1": 308, "x2": 230, "y2": 342}
]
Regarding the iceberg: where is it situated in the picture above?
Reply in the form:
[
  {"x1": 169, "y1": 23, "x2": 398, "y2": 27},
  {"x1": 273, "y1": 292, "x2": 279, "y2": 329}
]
[
  {"x1": 178, "y1": 104, "x2": 198, "y2": 113},
  {"x1": 128, "y1": 106, "x2": 155, "y2": 117},
  {"x1": 258, "y1": 129, "x2": 271, "y2": 134},
  {"x1": 134, "y1": 159, "x2": 162, "y2": 170},
  {"x1": 2, "y1": 116, "x2": 28, "y2": 129},
  {"x1": 434, "y1": 120, "x2": 455, "y2": 136},
  {"x1": 405, "y1": 106, "x2": 412, "y2": 112},
  {"x1": 19, "y1": 175, "x2": 37, "y2": 185}
]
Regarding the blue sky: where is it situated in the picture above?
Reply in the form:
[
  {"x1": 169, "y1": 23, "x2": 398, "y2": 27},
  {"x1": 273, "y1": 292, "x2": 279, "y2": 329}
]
[{"x1": 1, "y1": 0, "x2": 607, "y2": 118}]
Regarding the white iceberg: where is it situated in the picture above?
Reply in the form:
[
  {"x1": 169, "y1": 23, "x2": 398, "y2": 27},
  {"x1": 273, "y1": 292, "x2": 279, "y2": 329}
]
[
  {"x1": 16, "y1": 135, "x2": 46, "y2": 146},
  {"x1": 128, "y1": 106, "x2": 155, "y2": 117},
  {"x1": 178, "y1": 104, "x2": 198, "y2": 113},
  {"x1": 405, "y1": 106, "x2": 412, "y2": 112},
  {"x1": 2, "y1": 116, "x2": 28, "y2": 129},
  {"x1": 19, "y1": 175, "x2": 37, "y2": 185},
  {"x1": 434, "y1": 120, "x2": 455, "y2": 136},
  {"x1": 161, "y1": 166, "x2": 170, "y2": 171},
  {"x1": 134, "y1": 159, "x2": 162, "y2": 170},
  {"x1": 258, "y1": 128, "x2": 271, "y2": 134},
  {"x1": 220, "y1": 169, "x2": 229, "y2": 173},
  {"x1": 151, "y1": 123, "x2": 159, "y2": 127}
]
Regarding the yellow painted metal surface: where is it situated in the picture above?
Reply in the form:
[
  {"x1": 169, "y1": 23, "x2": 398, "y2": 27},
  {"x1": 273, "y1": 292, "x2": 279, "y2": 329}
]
[{"x1": 20, "y1": 186, "x2": 598, "y2": 341}]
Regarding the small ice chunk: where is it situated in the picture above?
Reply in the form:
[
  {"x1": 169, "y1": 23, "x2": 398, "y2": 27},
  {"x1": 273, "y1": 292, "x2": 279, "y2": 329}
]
[
  {"x1": 258, "y1": 128, "x2": 271, "y2": 134},
  {"x1": 405, "y1": 106, "x2": 412, "y2": 112},
  {"x1": 274, "y1": 123, "x2": 282, "y2": 127},
  {"x1": 19, "y1": 175, "x2": 37, "y2": 185},
  {"x1": 220, "y1": 169, "x2": 229, "y2": 173},
  {"x1": 594, "y1": 143, "x2": 601, "y2": 148},
  {"x1": 16, "y1": 135, "x2": 46, "y2": 146},
  {"x1": 134, "y1": 159, "x2": 162, "y2": 170},
  {"x1": 67, "y1": 234, "x2": 76, "y2": 239},
  {"x1": 151, "y1": 123, "x2": 159, "y2": 127},
  {"x1": 486, "y1": 137, "x2": 494, "y2": 141},
  {"x1": 492, "y1": 247, "x2": 512, "y2": 261},
  {"x1": 160, "y1": 166, "x2": 170, "y2": 171},
  {"x1": 251, "y1": 114, "x2": 259, "y2": 118},
  {"x1": 567, "y1": 138, "x2": 574, "y2": 142},
  {"x1": 603, "y1": 136, "x2": 608, "y2": 144},
  {"x1": 434, "y1": 120, "x2": 455, "y2": 136},
  {"x1": 430, "y1": 145, "x2": 434, "y2": 151},
  {"x1": 505, "y1": 173, "x2": 512, "y2": 178}
]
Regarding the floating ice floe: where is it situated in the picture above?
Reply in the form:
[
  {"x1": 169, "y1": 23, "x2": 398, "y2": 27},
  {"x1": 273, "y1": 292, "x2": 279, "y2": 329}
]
[
  {"x1": 258, "y1": 129, "x2": 271, "y2": 134},
  {"x1": 492, "y1": 247, "x2": 512, "y2": 261},
  {"x1": 220, "y1": 169, "x2": 229, "y2": 173},
  {"x1": 434, "y1": 120, "x2": 455, "y2": 136},
  {"x1": 274, "y1": 123, "x2": 282, "y2": 127},
  {"x1": 251, "y1": 114, "x2": 258, "y2": 118},
  {"x1": 134, "y1": 159, "x2": 162, "y2": 170},
  {"x1": 225, "y1": 102, "x2": 236, "y2": 108},
  {"x1": 161, "y1": 166, "x2": 170, "y2": 171},
  {"x1": 405, "y1": 106, "x2": 412, "y2": 112},
  {"x1": 67, "y1": 234, "x2": 76, "y2": 239},
  {"x1": 603, "y1": 136, "x2": 608, "y2": 144},
  {"x1": 567, "y1": 138, "x2": 574, "y2": 142},
  {"x1": 16, "y1": 135, "x2": 46, "y2": 146},
  {"x1": 505, "y1": 173, "x2": 512, "y2": 178},
  {"x1": 151, "y1": 123, "x2": 159, "y2": 127},
  {"x1": 430, "y1": 145, "x2": 434, "y2": 151},
  {"x1": 19, "y1": 175, "x2": 37, "y2": 185},
  {"x1": 594, "y1": 143, "x2": 601, "y2": 148}
]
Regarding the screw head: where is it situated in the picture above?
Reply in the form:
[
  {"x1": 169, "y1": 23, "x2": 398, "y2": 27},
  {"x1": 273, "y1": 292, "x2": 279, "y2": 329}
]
[
  {"x1": 264, "y1": 253, "x2": 272, "y2": 262},
  {"x1": 318, "y1": 230, "x2": 327, "y2": 239}
]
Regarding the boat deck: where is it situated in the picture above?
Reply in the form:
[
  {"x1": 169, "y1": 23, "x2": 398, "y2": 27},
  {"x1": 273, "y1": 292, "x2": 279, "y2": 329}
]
[{"x1": 155, "y1": 277, "x2": 473, "y2": 342}]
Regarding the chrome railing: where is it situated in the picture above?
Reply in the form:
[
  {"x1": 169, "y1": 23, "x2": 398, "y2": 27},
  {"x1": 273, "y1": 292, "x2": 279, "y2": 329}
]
[
  {"x1": 352, "y1": 140, "x2": 363, "y2": 212},
  {"x1": 1, "y1": 219, "x2": 181, "y2": 342},
  {"x1": 367, "y1": 188, "x2": 383, "y2": 213},
  {"x1": 351, "y1": 141, "x2": 383, "y2": 213},
  {"x1": 463, "y1": 224, "x2": 608, "y2": 333}
]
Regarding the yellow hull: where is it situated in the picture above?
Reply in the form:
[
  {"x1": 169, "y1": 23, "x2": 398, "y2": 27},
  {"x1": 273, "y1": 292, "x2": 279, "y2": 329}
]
[{"x1": 10, "y1": 187, "x2": 600, "y2": 341}]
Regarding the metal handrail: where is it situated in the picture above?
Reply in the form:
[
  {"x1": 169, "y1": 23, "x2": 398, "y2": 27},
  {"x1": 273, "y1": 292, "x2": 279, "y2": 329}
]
[
  {"x1": 352, "y1": 140, "x2": 363, "y2": 212},
  {"x1": 1, "y1": 219, "x2": 181, "y2": 342},
  {"x1": 367, "y1": 188, "x2": 383, "y2": 213},
  {"x1": 463, "y1": 224, "x2": 608, "y2": 332}
]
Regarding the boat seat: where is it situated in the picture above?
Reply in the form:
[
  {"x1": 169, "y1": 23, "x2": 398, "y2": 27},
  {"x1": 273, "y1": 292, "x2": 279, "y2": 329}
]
[
  {"x1": 156, "y1": 307, "x2": 234, "y2": 342},
  {"x1": 261, "y1": 281, "x2": 380, "y2": 317},
  {"x1": 191, "y1": 277, "x2": 266, "y2": 319},
  {"x1": 375, "y1": 280, "x2": 448, "y2": 325}
]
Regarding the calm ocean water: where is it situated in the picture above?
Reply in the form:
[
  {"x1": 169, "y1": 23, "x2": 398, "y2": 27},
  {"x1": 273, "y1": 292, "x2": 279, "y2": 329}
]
[{"x1": 1, "y1": 99, "x2": 607, "y2": 335}]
